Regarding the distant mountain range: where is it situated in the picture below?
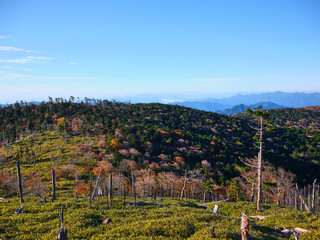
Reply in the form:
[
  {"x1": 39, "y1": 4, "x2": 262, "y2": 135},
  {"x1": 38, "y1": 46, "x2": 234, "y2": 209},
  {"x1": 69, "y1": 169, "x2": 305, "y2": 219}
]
[
  {"x1": 1, "y1": 92, "x2": 319, "y2": 114},
  {"x1": 173, "y1": 92, "x2": 320, "y2": 114},
  {"x1": 210, "y1": 91, "x2": 320, "y2": 107},
  {"x1": 174, "y1": 101, "x2": 231, "y2": 112},
  {"x1": 216, "y1": 102, "x2": 286, "y2": 115}
]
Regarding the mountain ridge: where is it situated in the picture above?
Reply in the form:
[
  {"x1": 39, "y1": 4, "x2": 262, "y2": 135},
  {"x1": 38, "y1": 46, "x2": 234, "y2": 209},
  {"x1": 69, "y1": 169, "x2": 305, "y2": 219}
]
[
  {"x1": 172, "y1": 91, "x2": 320, "y2": 113},
  {"x1": 216, "y1": 102, "x2": 286, "y2": 115}
]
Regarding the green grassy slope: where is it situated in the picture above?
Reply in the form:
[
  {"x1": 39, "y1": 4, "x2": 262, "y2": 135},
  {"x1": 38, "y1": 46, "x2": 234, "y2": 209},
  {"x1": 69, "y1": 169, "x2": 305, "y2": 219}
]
[{"x1": 0, "y1": 197, "x2": 318, "y2": 239}]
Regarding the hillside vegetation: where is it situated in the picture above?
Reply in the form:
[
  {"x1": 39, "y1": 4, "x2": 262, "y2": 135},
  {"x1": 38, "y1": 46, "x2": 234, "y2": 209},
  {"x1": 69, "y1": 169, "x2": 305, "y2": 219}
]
[
  {"x1": 0, "y1": 99, "x2": 320, "y2": 239},
  {"x1": 0, "y1": 99, "x2": 319, "y2": 184},
  {"x1": 0, "y1": 197, "x2": 319, "y2": 239}
]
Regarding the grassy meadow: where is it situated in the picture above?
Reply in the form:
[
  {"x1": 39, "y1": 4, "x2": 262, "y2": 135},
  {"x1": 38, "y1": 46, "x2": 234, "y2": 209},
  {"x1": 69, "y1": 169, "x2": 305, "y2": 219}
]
[{"x1": 0, "y1": 196, "x2": 319, "y2": 239}]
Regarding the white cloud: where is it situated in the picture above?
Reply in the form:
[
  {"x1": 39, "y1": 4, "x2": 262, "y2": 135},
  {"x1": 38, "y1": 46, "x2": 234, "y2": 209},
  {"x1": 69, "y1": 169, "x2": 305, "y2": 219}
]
[
  {"x1": 0, "y1": 66, "x2": 14, "y2": 69},
  {"x1": 0, "y1": 58, "x2": 31, "y2": 63},
  {"x1": 69, "y1": 62, "x2": 77, "y2": 65},
  {"x1": 0, "y1": 56, "x2": 53, "y2": 64},
  {"x1": 0, "y1": 36, "x2": 5, "y2": 39},
  {"x1": 25, "y1": 56, "x2": 53, "y2": 60},
  {"x1": 0, "y1": 46, "x2": 38, "y2": 53},
  {"x1": 20, "y1": 68, "x2": 33, "y2": 71}
]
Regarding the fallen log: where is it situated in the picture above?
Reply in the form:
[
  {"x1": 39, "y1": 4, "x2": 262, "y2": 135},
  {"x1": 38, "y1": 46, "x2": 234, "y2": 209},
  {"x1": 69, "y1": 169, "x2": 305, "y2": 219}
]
[
  {"x1": 294, "y1": 227, "x2": 311, "y2": 233},
  {"x1": 279, "y1": 225, "x2": 311, "y2": 240},
  {"x1": 248, "y1": 215, "x2": 269, "y2": 220}
]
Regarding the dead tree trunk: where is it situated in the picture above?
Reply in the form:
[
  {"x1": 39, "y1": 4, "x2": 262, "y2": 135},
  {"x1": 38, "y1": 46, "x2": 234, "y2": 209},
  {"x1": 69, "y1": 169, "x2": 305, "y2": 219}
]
[
  {"x1": 17, "y1": 161, "x2": 24, "y2": 203},
  {"x1": 296, "y1": 183, "x2": 310, "y2": 212},
  {"x1": 180, "y1": 170, "x2": 188, "y2": 200},
  {"x1": 58, "y1": 143, "x2": 61, "y2": 163},
  {"x1": 131, "y1": 164, "x2": 136, "y2": 204},
  {"x1": 123, "y1": 181, "x2": 126, "y2": 208},
  {"x1": 250, "y1": 181, "x2": 255, "y2": 202},
  {"x1": 256, "y1": 118, "x2": 263, "y2": 212},
  {"x1": 89, "y1": 173, "x2": 92, "y2": 208},
  {"x1": 317, "y1": 183, "x2": 320, "y2": 219},
  {"x1": 52, "y1": 168, "x2": 57, "y2": 201},
  {"x1": 171, "y1": 181, "x2": 175, "y2": 199},
  {"x1": 56, "y1": 204, "x2": 68, "y2": 240},
  {"x1": 118, "y1": 172, "x2": 122, "y2": 197},
  {"x1": 109, "y1": 173, "x2": 113, "y2": 207},
  {"x1": 241, "y1": 212, "x2": 249, "y2": 240},
  {"x1": 91, "y1": 167, "x2": 102, "y2": 201},
  {"x1": 312, "y1": 179, "x2": 317, "y2": 212}
]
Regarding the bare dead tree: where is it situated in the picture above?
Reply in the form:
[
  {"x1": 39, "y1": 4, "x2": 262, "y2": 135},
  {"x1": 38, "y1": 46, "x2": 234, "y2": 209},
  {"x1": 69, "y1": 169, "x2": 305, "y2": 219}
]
[
  {"x1": 109, "y1": 173, "x2": 113, "y2": 207},
  {"x1": 91, "y1": 166, "x2": 102, "y2": 202},
  {"x1": 180, "y1": 169, "x2": 188, "y2": 200},
  {"x1": 56, "y1": 204, "x2": 68, "y2": 240},
  {"x1": 17, "y1": 161, "x2": 24, "y2": 203},
  {"x1": 296, "y1": 183, "x2": 310, "y2": 212},
  {"x1": 52, "y1": 168, "x2": 57, "y2": 201},
  {"x1": 312, "y1": 179, "x2": 317, "y2": 212},
  {"x1": 131, "y1": 164, "x2": 136, "y2": 204},
  {"x1": 245, "y1": 106, "x2": 270, "y2": 212}
]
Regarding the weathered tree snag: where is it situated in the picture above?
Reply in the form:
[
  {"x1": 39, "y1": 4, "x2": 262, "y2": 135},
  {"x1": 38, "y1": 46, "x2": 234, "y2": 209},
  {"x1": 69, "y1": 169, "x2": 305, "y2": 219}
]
[
  {"x1": 245, "y1": 107, "x2": 269, "y2": 212},
  {"x1": 58, "y1": 143, "x2": 61, "y2": 163},
  {"x1": 257, "y1": 142, "x2": 262, "y2": 211},
  {"x1": 89, "y1": 173, "x2": 92, "y2": 208},
  {"x1": 109, "y1": 173, "x2": 112, "y2": 199},
  {"x1": 317, "y1": 183, "x2": 320, "y2": 219},
  {"x1": 296, "y1": 184, "x2": 310, "y2": 212},
  {"x1": 295, "y1": 187, "x2": 297, "y2": 209},
  {"x1": 241, "y1": 212, "x2": 249, "y2": 240},
  {"x1": 17, "y1": 161, "x2": 24, "y2": 203},
  {"x1": 118, "y1": 172, "x2": 122, "y2": 197},
  {"x1": 123, "y1": 181, "x2": 126, "y2": 208},
  {"x1": 250, "y1": 181, "x2": 255, "y2": 202},
  {"x1": 91, "y1": 167, "x2": 102, "y2": 202},
  {"x1": 312, "y1": 179, "x2": 317, "y2": 212},
  {"x1": 56, "y1": 204, "x2": 68, "y2": 240},
  {"x1": 52, "y1": 168, "x2": 57, "y2": 201},
  {"x1": 131, "y1": 164, "x2": 136, "y2": 204},
  {"x1": 180, "y1": 170, "x2": 188, "y2": 200},
  {"x1": 171, "y1": 180, "x2": 175, "y2": 199},
  {"x1": 109, "y1": 173, "x2": 113, "y2": 207}
]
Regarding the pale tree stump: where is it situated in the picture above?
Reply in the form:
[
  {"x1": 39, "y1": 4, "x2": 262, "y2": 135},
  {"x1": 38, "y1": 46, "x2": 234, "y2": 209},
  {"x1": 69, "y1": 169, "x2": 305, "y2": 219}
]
[{"x1": 241, "y1": 212, "x2": 249, "y2": 240}]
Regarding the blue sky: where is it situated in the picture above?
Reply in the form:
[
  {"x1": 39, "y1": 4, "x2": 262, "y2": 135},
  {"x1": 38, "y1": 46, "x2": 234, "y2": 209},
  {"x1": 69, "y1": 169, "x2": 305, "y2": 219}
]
[{"x1": 0, "y1": 0, "x2": 319, "y2": 103}]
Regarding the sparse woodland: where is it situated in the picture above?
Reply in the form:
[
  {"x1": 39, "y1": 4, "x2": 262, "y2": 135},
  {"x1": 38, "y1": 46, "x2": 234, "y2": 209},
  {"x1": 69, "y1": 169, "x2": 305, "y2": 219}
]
[{"x1": 0, "y1": 98, "x2": 320, "y2": 239}]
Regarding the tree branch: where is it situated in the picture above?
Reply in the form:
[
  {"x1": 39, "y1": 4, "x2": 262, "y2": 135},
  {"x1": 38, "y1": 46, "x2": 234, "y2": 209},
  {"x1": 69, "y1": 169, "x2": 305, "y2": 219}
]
[{"x1": 239, "y1": 158, "x2": 258, "y2": 169}]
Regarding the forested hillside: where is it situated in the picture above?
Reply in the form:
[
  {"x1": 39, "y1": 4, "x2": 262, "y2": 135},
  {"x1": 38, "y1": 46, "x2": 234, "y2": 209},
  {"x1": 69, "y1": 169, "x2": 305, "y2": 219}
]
[
  {"x1": 1, "y1": 98, "x2": 320, "y2": 239},
  {"x1": 0, "y1": 99, "x2": 319, "y2": 188}
]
